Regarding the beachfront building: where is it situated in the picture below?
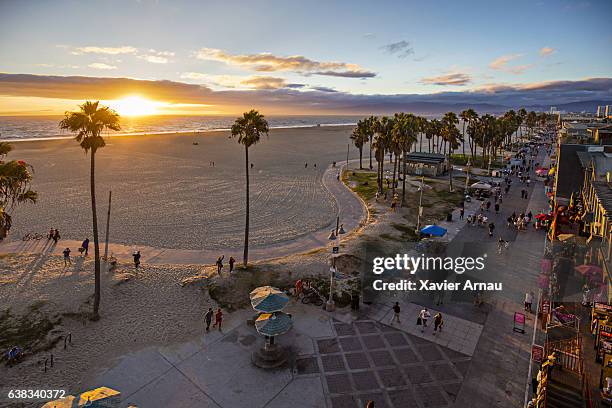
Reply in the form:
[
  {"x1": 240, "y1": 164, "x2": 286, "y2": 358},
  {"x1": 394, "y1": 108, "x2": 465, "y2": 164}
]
[{"x1": 403, "y1": 152, "x2": 447, "y2": 177}]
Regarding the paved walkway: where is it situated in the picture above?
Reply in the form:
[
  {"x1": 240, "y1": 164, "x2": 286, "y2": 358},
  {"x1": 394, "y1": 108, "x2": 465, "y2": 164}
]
[{"x1": 0, "y1": 161, "x2": 367, "y2": 265}]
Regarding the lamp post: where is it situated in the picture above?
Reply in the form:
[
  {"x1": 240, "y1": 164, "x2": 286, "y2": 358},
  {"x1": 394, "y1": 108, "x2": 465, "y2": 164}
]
[
  {"x1": 415, "y1": 176, "x2": 424, "y2": 234},
  {"x1": 465, "y1": 159, "x2": 471, "y2": 192},
  {"x1": 326, "y1": 218, "x2": 346, "y2": 312}
]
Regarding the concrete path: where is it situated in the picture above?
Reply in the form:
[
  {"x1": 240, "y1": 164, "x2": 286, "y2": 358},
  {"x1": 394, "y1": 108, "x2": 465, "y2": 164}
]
[{"x1": 0, "y1": 161, "x2": 367, "y2": 265}]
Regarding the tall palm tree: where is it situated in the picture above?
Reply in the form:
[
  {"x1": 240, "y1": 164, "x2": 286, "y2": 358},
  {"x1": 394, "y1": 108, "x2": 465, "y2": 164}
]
[
  {"x1": 392, "y1": 113, "x2": 417, "y2": 206},
  {"x1": 441, "y1": 112, "x2": 460, "y2": 192},
  {"x1": 517, "y1": 108, "x2": 527, "y2": 140},
  {"x1": 367, "y1": 116, "x2": 376, "y2": 170},
  {"x1": 350, "y1": 120, "x2": 369, "y2": 169},
  {"x1": 0, "y1": 143, "x2": 37, "y2": 239},
  {"x1": 231, "y1": 110, "x2": 269, "y2": 267},
  {"x1": 59, "y1": 101, "x2": 120, "y2": 320}
]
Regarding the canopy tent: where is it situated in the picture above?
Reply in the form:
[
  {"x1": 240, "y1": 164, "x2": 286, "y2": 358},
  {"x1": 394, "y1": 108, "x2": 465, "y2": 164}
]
[
  {"x1": 470, "y1": 182, "x2": 492, "y2": 190},
  {"x1": 250, "y1": 286, "x2": 289, "y2": 313},
  {"x1": 575, "y1": 264, "x2": 602, "y2": 276},
  {"x1": 255, "y1": 312, "x2": 293, "y2": 337},
  {"x1": 420, "y1": 224, "x2": 447, "y2": 237}
]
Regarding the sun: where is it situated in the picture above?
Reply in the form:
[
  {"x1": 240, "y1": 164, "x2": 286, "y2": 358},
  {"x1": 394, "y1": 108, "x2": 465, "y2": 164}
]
[{"x1": 110, "y1": 96, "x2": 162, "y2": 116}]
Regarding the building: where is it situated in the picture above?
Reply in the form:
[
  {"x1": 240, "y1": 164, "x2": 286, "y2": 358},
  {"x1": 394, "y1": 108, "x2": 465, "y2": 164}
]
[{"x1": 403, "y1": 152, "x2": 447, "y2": 177}]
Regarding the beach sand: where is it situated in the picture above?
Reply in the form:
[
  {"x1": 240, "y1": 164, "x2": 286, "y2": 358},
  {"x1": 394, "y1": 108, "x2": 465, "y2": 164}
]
[{"x1": 6, "y1": 126, "x2": 359, "y2": 251}]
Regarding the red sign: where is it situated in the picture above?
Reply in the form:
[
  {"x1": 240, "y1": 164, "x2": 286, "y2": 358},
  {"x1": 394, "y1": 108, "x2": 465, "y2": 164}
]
[
  {"x1": 514, "y1": 312, "x2": 526, "y2": 334},
  {"x1": 541, "y1": 300, "x2": 550, "y2": 314},
  {"x1": 532, "y1": 345, "x2": 544, "y2": 363}
]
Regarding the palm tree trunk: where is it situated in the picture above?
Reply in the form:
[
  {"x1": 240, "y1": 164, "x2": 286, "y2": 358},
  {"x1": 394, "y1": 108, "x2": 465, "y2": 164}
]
[
  {"x1": 91, "y1": 150, "x2": 101, "y2": 320},
  {"x1": 461, "y1": 122, "x2": 466, "y2": 157},
  {"x1": 369, "y1": 136, "x2": 373, "y2": 169},
  {"x1": 359, "y1": 146, "x2": 363, "y2": 169},
  {"x1": 392, "y1": 153, "x2": 398, "y2": 197},
  {"x1": 243, "y1": 145, "x2": 250, "y2": 267},
  {"x1": 401, "y1": 150, "x2": 407, "y2": 206},
  {"x1": 448, "y1": 146, "x2": 453, "y2": 192}
]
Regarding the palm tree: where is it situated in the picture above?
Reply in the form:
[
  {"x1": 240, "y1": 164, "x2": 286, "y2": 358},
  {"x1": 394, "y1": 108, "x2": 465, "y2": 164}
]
[
  {"x1": 392, "y1": 113, "x2": 417, "y2": 206},
  {"x1": 350, "y1": 120, "x2": 369, "y2": 169},
  {"x1": 517, "y1": 108, "x2": 527, "y2": 140},
  {"x1": 367, "y1": 116, "x2": 376, "y2": 170},
  {"x1": 231, "y1": 110, "x2": 269, "y2": 267},
  {"x1": 0, "y1": 143, "x2": 37, "y2": 239},
  {"x1": 441, "y1": 112, "x2": 460, "y2": 192},
  {"x1": 59, "y1": 101, "x2": 120, "y2": 320},
  {"x1": 526, "y1": 111, "x2": 538, "y2": 136}
]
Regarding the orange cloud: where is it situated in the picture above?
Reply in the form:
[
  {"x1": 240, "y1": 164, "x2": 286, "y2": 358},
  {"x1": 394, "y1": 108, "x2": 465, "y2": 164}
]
[{"x1": 421, "y1": 72, "x2": 471, "y2": 86}]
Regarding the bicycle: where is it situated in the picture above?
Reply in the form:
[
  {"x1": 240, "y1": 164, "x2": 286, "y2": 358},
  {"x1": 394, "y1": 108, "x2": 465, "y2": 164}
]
[
  {"x1": 300, "y1": 287, "x2": 325, "y2": 306},
  {"x1": 22, "y1": 232, "x2": 43, "y2": 241}
]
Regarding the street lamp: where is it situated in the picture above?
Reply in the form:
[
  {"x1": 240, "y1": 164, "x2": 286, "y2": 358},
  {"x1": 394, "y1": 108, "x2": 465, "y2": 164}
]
[
  {"x1": 415, "y1": 176, "x2": 424, "y2": 234},
  {"x1": 465, "y1": 159, "x2": 472, "y2": 191},
  {"x1": 327, "y1": 220, "x2": 346, "y2": 312}
]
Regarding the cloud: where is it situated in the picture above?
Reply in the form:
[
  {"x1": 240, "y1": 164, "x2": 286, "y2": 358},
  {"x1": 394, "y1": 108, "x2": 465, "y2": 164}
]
[
  {"x1": 240, "y1": 76, "x2": 293, "y2": 90},
  {"x1": 72, "y1": 46, "x2": 137, "y2": 55},
  {"x1": 194, "y1": 48, "x2": 376, "y2": 78},
  {"x1": 180, "y1": 73, "x2": 302, "y2": 90},
  {"x1": 138, "y1": 49, "x2": 175, "y2": 64},
  {"x1": 489, "y1": 54, "x2": 532, "y2": 74},
  {"x1": 381, "y1": 41, "x2": 414, "y2": 58},
  {"x1": 88, "y1": 63, "x2": 117, "y2": 70},
  {"x1": 0, "y1": 74, "x2": 610, "y2": 114},
  {"x1": 539, "y1": 46, "x2": 556, "y2": 56},
  {"x1": 310, "y1": 86, "x2": 338, "y2": 93},
  {"x1": 421, "y1": 72, "x2": 472, "y2": 86}
]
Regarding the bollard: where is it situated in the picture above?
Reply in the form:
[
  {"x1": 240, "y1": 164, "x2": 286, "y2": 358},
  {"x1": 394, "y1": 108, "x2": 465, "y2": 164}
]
[
  {"x1": 64, "y1": 336, "x2": 67, "y2": 350},
  {"x1": 44, "y1": 358, "x2": 48, "y2": 373},
  {"x1": 68, "y1": 332, "x2": 72, "y2": 344},
  {"x1": 50, "y1": 354, "x2": 54, "y2": 367}
]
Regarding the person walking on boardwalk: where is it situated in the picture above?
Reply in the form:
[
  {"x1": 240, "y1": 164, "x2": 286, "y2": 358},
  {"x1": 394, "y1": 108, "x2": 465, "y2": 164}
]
[
  {"x1": 418, "y1": 308, "x2": 431, "y2": 333},
  {"x1": 524, "y1": 292, "x2": 534, "y2": 313},
  {"x1": 216, "y1": 255, "x2": 224, "y2": 275},
  {"x1": 460, "y1": 208, "x2": 464, "y2": 220},
  {"x1": 212, "y1": 308, "x2": 223, "y2": 330},
  {"x1": 63, "y1": 247, "x2": 71, "y2": 267},
  {"x1": 229, "y1": 256, "x2": 235, "y2": 273},
  {"x1": 204, "y1": 307, "x2": 213, "y2": 331},
  {"x1": 488, "y1": 222, "x2": 495, "y2": 237},
  {"x1": 133, "y1": 250, "x2": 141, "y2": 269},
  {"x1": 390, "y1": 302, "x2": 401, "y2": 324},
  {"x1": 433, "y1": 312, "x2": 443, "y2": 335}
]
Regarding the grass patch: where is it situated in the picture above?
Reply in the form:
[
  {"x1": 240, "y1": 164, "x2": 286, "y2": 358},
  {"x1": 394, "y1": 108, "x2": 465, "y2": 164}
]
[
  {"x1": 391, "y1": 223, "x2": 420, "y2": 241},
  {"x1": 342, "y1": 170, "x2": 381, "y2": 202},
  {"x1": 0, "y1": 303, "x2": 62, "y2": 363},
  {"x1": 451, "y1": 154, "x2": 505, "y2": 169}
]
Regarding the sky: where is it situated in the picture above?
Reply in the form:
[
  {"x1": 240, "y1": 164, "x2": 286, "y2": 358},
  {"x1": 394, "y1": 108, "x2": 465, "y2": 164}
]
[{"x1": 0, "y1": 0, "x2": 611, "y2": 115}]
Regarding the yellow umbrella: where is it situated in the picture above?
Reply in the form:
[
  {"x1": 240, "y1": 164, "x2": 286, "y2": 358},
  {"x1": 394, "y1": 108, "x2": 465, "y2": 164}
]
[{"x1": 548, "y1": 167, "x2": 556, "y2": 176}]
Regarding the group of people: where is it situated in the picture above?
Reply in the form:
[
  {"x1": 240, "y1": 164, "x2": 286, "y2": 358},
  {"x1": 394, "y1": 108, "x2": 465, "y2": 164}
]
[
  {"x1": 47, "y1": 228, "x2": 61, "y2": 244},
  {"x1": 507, "y1": 211, "x2": 533, "y2": 231},
  {"x1": 204, "y1": 307, "x2": 224, "y2": 331},
  {"x1": 62, "y1": 237, "x2": 90, "y2": 267},
  {"x1": 389, "y1": 303, "x2": 444, "y2": 335},
  {"x1": 215, "y1": 255, "x2": 236, "y2": 275}
]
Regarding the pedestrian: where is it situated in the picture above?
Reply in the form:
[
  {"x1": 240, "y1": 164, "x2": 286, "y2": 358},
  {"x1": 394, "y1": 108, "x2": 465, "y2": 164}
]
[
  {"x1": 365, "y1": 401, "x2": 375, "y2": 408},
  {"x1": 507, "y1": 216, "x2": 513, "y2": 228},
  {"x1": 488, "y1": 222, "x2": 495, "y2": 237},
  {"x1": 81, "y1": 238, "x2": 89, "y2": 256},
  {"x1": 390, "y1": 302, "x2": 401, "y2": 324},
  {"x1": 229, "y1": 256, "x2": 235, "y2": 273},
  {"x1": 494, "y1": 203, "x2": 499, "y2": 214},
  {"x1": 524, "y1": 292, "x2": 534, "y2": 313},
  {"x1": 212, "y1": 308, "x2": 223, "y2": 330},
  {"x1": 459, "y1": 208, "x2": 464, "y2": 220},
  {"x1": 133, "y1": 250, "x2": 141, "y2": 269},
  {"x1": 486, "y1": 201, "x2": 491, "y2": 211},
  {"x1": 204, "y1": 307, "x2": 213, "y2": 331},
  {"x1": 47, "y1": 228, "x2": 55, "y2": 241},
  {"x1": 433, "y1": 312, "x2": 443, "y2": 334},
  {"x1": 63, "y1": 247, "x2": 71, "y2": 266},
  {"x1": 53, "y1": 229, "x2": 60, "y2": 244},
  {"x1": 418, "y1": 308, "x2": 431, "y2": 333},
  {"x1": 216, "y1": 255, "x2": 224, "y2": 275}
]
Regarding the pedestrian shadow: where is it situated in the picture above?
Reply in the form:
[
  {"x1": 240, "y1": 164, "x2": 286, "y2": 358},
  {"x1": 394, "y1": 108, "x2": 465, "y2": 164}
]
[{"x1": 17, "y1": 246, "x2": 55, "y2": 287}]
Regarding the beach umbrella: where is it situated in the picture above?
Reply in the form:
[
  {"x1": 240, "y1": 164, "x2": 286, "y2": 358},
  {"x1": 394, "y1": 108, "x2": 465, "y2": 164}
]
[
  {"x1": 420, "y1": 224, "x2": 447, "y2": 237},
  {"x1": 250, "y1": 286, "x2": 289, "y2": 313},
  {"x1": 575, "y1": 264, "x2": 602, "y2": 276},
  {"x1": 470, "y1": 182, "x2": 492, "y2": 190},
  {"x1": 255, "y1": 312, "x2": 293, "y2": 337}
]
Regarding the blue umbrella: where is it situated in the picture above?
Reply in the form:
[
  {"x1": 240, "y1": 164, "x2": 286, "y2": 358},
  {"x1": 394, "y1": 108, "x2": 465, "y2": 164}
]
[
  {"x1": 255, "y1": 312, "x2": 293, "y2": 336},
  {"x1": 250, "y1": 286, "x2": 289, "y2": 313},
  {"x1": 420, "y1": 224, "x2": 447, "y2": 237}
]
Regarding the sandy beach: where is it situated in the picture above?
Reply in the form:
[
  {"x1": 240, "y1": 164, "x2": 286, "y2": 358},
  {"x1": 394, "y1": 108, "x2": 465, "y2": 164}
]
[{"x1": 5, "y1": 126, "x2": 360, "y2": 252}]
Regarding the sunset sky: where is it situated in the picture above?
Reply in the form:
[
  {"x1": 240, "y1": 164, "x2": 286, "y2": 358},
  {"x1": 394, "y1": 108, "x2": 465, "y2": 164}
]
[{"x1": 1, "y1": 0, "x2": 611, "y2": 115}]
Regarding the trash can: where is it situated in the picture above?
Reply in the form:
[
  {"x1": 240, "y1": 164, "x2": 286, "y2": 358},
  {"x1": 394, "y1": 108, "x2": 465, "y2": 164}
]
[{"x1": 446, "y1": 212, "x2": 453, "y2": 222}]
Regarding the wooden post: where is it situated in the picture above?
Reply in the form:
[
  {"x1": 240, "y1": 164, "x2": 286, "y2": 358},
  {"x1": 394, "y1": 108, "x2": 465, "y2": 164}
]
[
  {"x1": 103, "y1": 191, "x2": 112, "y2": 270},
  {"x1": 346, "y1": 143, "x2": 349, "y2": 169}
]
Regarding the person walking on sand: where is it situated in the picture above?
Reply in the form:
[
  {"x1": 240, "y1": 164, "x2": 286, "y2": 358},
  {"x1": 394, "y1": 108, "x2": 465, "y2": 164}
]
[
  {"x1": 81, "y1": 238, "x2": 89, "y2": 256},
  {"x1": 229, "y1": 256, "x2": 235, "y2": 273},
  {"x1": 47, "y1": 228, "x2": 55, "y2": 241},
  {"x1": 419, "y1": 308, "x2": 431, "y2": 333},
  {"x1": 52, "y1": 229, "x2": 60, "y2": 244},
  {"x1": 204, "y1": 307, "x2": 213, "y2": 331},
  {"x1": 433, "y1": 312, "x2": 443, "y2": 335},
  {"x1": 212, "y1": 308, "x2": 223, "y2": 330},
  {"x1": 390, "y1": 302, "x2": 401, "y2": 324},
  {"x1": 63, "y1": 247, "x2": 71, "y2": 266},
  {"x1": 133, "y1": 250, "x2": 141, "y2": 269},
  {"x1": 216, "y1": 255, "x2": 224, "y2": 275}
]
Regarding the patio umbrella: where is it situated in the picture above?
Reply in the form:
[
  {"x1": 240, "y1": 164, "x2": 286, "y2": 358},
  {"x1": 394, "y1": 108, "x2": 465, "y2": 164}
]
[
  {"x1": 557, "y1": 233, "x2": 576, "y2": 242},
  {"x1": 575, "y1": 264, "x2": 602, "y2": 276},
  {"x1": 420, "y1": 225, "x2": 447, "y2": 237},
  {"x1": 470, "y1": 182, "x2": 492, "y2": 190},
  {"x1": 250, "y1": 286, "x2": 289, "y2": 313},
  {"x1": 255, "y1": 312, "x2": 293, "y2": 337}
]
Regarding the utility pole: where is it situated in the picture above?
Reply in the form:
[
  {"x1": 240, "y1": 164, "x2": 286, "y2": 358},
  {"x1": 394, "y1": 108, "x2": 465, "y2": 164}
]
[
  {"x1": 346, "y1": 143, "x2": 349, "y2": 169},
  {"x1": 103, "y1": 190, "x2": 112, "y2": 271}
]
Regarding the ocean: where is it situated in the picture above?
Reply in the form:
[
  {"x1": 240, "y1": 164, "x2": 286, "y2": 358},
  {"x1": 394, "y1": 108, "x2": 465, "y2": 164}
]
[{"x1": 0, "y1": 115, "x2": 362, "y2": 141}]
